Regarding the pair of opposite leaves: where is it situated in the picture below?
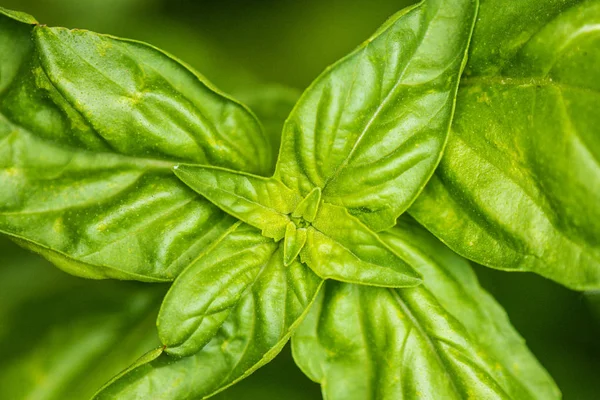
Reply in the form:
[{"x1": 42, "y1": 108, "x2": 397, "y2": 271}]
[
  {"x1": 2, "y1": 0, "x2": 598, "y2": 302},
  {"x1": 1, "y1": 0, "x2": 476, "y2": 357},
  {"x1": 1, "y1": 0, "x2": 599, "y2": 397},
  {"x1": 161, "y1": 0, "x2": 600, "y2": 358},
  {"x1": 0, "y1": 0, "x2": 487, "y2": 396},
  {"x1": 161, "y1": 0, "x2": 479, "y2": 357}
]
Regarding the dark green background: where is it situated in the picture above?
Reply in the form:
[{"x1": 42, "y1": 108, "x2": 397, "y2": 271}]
[{"x1": 1, "y1": 0, "x2": 598, "y2": 398}]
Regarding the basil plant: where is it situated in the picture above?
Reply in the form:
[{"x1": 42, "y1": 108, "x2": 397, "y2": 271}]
[{"x1": 1, "y1": 0, "x2": 598, "y2": 398}]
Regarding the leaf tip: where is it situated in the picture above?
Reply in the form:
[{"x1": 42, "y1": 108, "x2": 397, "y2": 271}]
[
  {"x1": 0, "y1": 6, "x2": 38, "y2": 25},
  {"x1": 162, "y1": 343, "x2": 192, "y2": 358}
]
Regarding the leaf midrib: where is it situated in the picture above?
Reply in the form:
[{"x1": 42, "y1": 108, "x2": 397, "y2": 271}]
[
  {"x1": 184, "y1": 175, "x2": 291, "y2": 221},
  {"x1": 0, "y1": 230, "x2": 171, "y2": 282},
  {"x1": 383, "y1": 231, "x2": 537, "y2": 397},
  {"x1": 318, "y1": 6, "x2": 427, "y2": 191},
  {"x1": 0, "y1": 109, "x2": 175, "y2": 171},
  {"x1": 459, "y1": 75, "x2": 600, "y2": 95},
  {"x1": 388, "y1": 288, "x2": 462, "y2": 397},
  {"x1": 308, "y1": 225, "x2": 413, "y2": 284},
  {"x1": 447, "y1": 119, "x2": 600, "y2": 272}
]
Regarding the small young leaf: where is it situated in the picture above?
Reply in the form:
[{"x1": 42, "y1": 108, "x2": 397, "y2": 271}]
[
  {"x1": 174, "y1": 165, "x2": 301, "y2": 240},
  {"x1": 283, "y1": 222, "x2": 307, "y2": 266},
  {"x1": 409, "y1": 0, "x2": 600, "y2": 290},
  {"x1": 292, "y1": 216, "x2": 560, "y2": 400},
  {"x1": 0, "y1": 6, "x2": 37, "y2": 24},
  {"x1": 0, "y1": 12, "x2": 266, "y2": 281},
  {"x1": 300, "y1": 203, "x2": 421, "y2": 287},
  {"x1": 95, "y1": 245, "x2": 323, "y2": 399},
  {"x1": 275, "y1": 0, "x2": 478, "y2": 232},
  {"x1": 158, "y1": 223, "x2": 279, "y2": 357},
  {"x1": 291, "y1": 187, "x2": 321, "y2": 222}
]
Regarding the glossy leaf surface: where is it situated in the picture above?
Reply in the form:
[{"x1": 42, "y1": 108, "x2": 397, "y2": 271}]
[
  {"x1": 1, "y1": 1, "x2": 582, "y2": 399},
  {"x1": 291, "y1": 187, "x2": 321, "y2": 223},
  {"x1": 173, "y1": 165, "x2": 422, "y2": 287},
  {"x1": 0, "y1": 6, "x2": 37, "y2": 24},
  {"x1": 158, "y1": 223, "x2": 279, "y2": 357},
  {"x1": 409, "y1": 0, "x2": 600, "y2": 290},
  {"x1": 34, "y1": 26, "x2": 271, "y2": 172},
  {"x1": 284, "y1": 222, "x2": 307, "y2": 266},
  {"x1": 0, "y1": 12, "x2": 268, "y2": 280},
  {"x1": 275, "y1": 0, "x2": 478, "y2": 232},
  {"x1": 174, "y1": 165, "x2": 300, "y2": 241},
  {"x1": 301, "y1": 203, "x2": 421, "y2": 287},
  {"x1": 96, "y1": 246, "x2": 323, "y2": 399},
  {"x1": 292, "y1": 216, "x2": 560, "y2": 399}
]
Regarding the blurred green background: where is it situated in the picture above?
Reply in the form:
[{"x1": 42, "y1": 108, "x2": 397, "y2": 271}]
[{"x1": 0, "y1": 0, "x2": 599, "y2": 398}]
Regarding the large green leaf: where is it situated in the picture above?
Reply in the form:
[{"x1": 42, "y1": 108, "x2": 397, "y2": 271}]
[
  {"x1": 0, "y1": 11, "x2": 268, "y2": 281},
  {"x1": 292, "y1": 216, "x2": 560, "y2": 399},
  {"x1": 275, "y1": 0, "x2": 478, "y2": 232},
  {"x1": 95, "y1": 244, "x2": 323, "y2": 399},
  {"x1": 158, "y1": 223, "x2": 279, "y2": 357},
  {"x1": 409, "y1": 0, "x2": 600, "y2": 290},
  {"x1": 0, "y1": 238, "x2": 167, "y2": 400}
]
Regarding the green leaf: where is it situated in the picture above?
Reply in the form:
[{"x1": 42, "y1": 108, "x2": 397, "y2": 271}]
[
  {"x1": 0, "y1": 12, "x2": 267, "y2": 281},
  {"x1": 381, "y1": 217, "x2": 560, "y2": 399},
  {"x1": 291, "y1": 187, "x2": 321, "y2": 222},
  {"x1": 0, "y1": 238, "x2": 167, "y2": 400},
  {"x1": 95, "y1": 242, "x2": 323, "y2": 399},
  {"x1": 174, "y1": 165, "x2": 422, "y2": 287},
  {"x1": 409, "y1": 0, "x2": 600, "y2": 290},
  {"x1": 275, "y1": 0, "x2": 478, "y2": 232},
  {"x1": 283, "y1": 222, "x2": 307, "y2": 266},
  {"x1": 301, "y1": 202, "x2": 421, "y2": 287},
  {"x1": 292, "y1": 216, "x2": 560, "y2": 399},
  {"x1": 174, "y1": 165, "x2": 301, "y2": 241},
  {"x1": 158, "y1": 223, "x2": 279, "y2": 357},
  {"x1": 33, "y1": 26, "x2": 271, "y2": 172},
  {"x1": 0, "y1": 6, "x2": 37, "y2": 24},
  {"x1": 0, "y1": 9, "x2": 33, "y2": 94},
  {"x1": 0, "y1": 116, "x2": 237, "y2": 281}
]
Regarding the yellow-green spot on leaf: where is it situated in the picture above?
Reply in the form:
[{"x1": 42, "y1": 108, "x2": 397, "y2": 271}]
[
  {"x1": 3, "y1": 167, "x2": 19, "y2": 177},
  {"x1": 96, "y1": 223, "x2": 108, "y2": 232},
  {"x1": 477, "y1": 91, "x2": 491, "y2": 104},
  {"x1": 52, "y1": 217, "x2": 65, "y2": 233}
]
